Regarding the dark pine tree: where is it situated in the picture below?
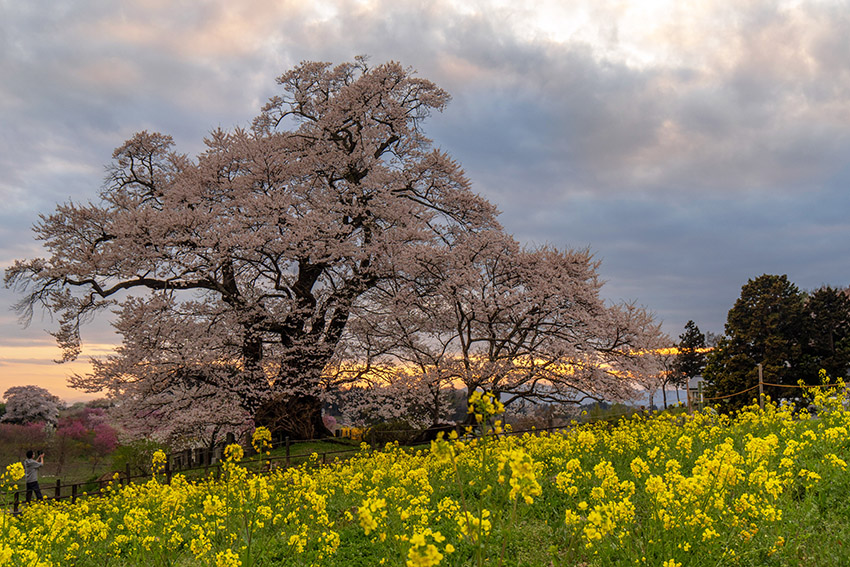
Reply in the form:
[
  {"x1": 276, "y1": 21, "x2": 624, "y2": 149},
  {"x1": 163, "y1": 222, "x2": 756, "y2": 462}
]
[
  {"x1": 800, "y1": 286, "x2": 850, "y2": 381},
  {"x1": 703, "y1": 274, "x2": 805, "y2": 410},
  {"x1": 675, "y1": 320, "x2": 707, "y2": 388}
]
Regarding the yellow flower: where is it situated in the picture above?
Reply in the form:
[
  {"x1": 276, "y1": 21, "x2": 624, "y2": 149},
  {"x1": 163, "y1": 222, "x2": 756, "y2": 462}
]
[
  {"x1": 430, "y1": 435, "x2": 455, "y2": 465},
  {"x1": 457, "y1": 509, "x2": 491, "y2": 543},
  {"x1": 630, "y1": 457, "x2": 649, "y2": 478},
  {"x1": 0, "y1": 544, "x2": 14, "y2": 563},
  {"x1": 224, "y1": 443, "x2": 244, "y2": 462},
  {"x1": 151, "y1": 449, "x2": 167, "y2": 474},
  {"x1": 252, "y1": 426, "x2": 273, "y2": 453},
  {"x1": 467, "y1": 390, "x2": 505, "y2": 424},
  {"x1": 4, "y1": 462, "x2": 24, "y2": 483},
  {"x1": 497, "y1": 448, "x2": 542, "y2": 504},
  {"x1": 358, "y1": 497, "x2": 387, "y2": 536},
  {"x1": 203, "y1": 495, "x2": 225, "y2": 516},
  {"x1": 215, "y1": 548, "x2": 242, "y2": 567},
  {"x1": 406, "y1": 529, "x2": 445, "y2": 567},
  {"x1": 190, "y1": 536, "x2": 212, "y2": 558}
]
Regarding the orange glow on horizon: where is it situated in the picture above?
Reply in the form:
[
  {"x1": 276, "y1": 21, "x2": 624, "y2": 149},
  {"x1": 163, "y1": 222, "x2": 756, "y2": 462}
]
[
  {"x1": 1, "y1": 341, "x2": 715, "y2": 403},
  {"x1": 0, "y1": 343, "x2": 115, "y2": 403}
]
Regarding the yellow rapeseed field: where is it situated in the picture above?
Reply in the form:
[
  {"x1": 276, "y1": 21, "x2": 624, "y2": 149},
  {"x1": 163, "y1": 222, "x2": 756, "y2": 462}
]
[{"x1": 4, "y1": 383, "x2": 850, "y2": 566}]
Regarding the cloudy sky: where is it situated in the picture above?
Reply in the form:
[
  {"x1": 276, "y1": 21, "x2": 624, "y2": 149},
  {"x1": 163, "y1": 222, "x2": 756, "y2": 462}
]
[{"x1": 2, "y1": 0, "x2": 849, "y2": 401}]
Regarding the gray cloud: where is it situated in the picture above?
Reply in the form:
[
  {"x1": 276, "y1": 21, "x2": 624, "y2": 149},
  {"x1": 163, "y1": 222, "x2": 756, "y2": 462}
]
[{"x1": 2, "y1": 0, "x2": 849, "y2": 352}]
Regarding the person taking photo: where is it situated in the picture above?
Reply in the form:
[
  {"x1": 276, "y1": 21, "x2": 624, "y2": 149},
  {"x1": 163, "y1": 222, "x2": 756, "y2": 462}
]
[{"x1": 23, "y1": 450, "x2": 44, "y2": 502}]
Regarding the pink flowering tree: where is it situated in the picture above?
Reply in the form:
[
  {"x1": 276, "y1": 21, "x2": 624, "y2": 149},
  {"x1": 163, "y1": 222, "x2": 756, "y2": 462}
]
[
  {"x1": 53, "y1": 406, "x2": 119, "y2": 474},
  {"x1": 5, "y1": 58, "x2": 499, "y2": 439},
  {"x1": 83, "y1": 294, "x2": 255, "y2": 447},
  {"x1": 1, "y1": 385, "x2": 61, "y2": 427}
]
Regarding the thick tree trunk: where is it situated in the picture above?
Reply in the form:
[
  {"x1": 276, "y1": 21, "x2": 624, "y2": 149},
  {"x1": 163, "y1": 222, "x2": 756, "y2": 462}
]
[{"x1": 254, "y1": 394, "x2": 332, "y2": 441}]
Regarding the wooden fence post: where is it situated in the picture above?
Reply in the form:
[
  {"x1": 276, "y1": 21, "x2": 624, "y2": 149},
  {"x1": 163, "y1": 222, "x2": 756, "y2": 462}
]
[
  {"x1": 125, "y1": 463, "x2": 132, "y2": 486},
  {"x1": 13, "y1": 490, "x2": 19, "y2": 514},
  {"x1": 71, "y1": 484, "x2": 78, "y2": 504},
  {"x1": 55, "y1": 479, "x2": 61, "y2": 499},
  {"x1": 758, "y1": 363, "x2": 764, "y2": 411}
]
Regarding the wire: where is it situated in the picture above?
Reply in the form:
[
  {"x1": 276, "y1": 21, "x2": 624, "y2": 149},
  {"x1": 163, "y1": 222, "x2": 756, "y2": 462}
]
[{"x1": 701, "y1": 385, "x2": 759, "y2": 401}]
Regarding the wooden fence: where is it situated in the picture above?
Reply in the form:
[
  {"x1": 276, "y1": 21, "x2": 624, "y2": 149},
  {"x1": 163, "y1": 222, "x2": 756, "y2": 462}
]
[{"x1": 4, "y1": 433, "x2": 370, "y2": 514}]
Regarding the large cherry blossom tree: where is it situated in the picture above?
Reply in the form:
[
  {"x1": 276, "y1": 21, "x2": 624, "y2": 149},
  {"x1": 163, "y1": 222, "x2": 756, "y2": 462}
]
[
  {"x1": 6, "y1": 58, "x2": 668, "y2": 437},
  {"x1": 5, "y1": 58, "x2": 499, "y2": 438}
]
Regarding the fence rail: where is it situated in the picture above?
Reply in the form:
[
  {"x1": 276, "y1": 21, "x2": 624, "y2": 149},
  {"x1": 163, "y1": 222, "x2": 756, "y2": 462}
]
[{"x1": 4, "y1": 435, "x2": 369, "y2": 514}]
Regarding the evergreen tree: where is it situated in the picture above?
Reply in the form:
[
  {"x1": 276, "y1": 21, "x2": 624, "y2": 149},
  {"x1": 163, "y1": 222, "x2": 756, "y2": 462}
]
[
  {"x1": 800, "y1": 286, "x2": 850, "y2": 380},
  {"x1": 703, "y1": 274, "x2": 805, "y2": 409},
  {"x1": 674, "y1": 320, "x2": 707, "y2": 387}
]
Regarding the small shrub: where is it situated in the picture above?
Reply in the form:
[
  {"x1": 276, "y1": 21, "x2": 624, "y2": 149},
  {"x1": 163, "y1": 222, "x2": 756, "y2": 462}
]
[
  {"x1": 364, "y1": 419, "x2": 419, "y2": 446},
  {"x1": 111, "y1": 439, "x2": 169, "y2": 477}
]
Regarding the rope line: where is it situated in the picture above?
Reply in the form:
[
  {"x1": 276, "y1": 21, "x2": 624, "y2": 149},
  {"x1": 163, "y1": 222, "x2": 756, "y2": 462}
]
[
  {"x1": 701, "y1": 385, "x2": 759, "y2": 401},
  {"x1": 761, "y1": 382, "x2": 845, "y2": 389},
  {"x1": 698, "y1": 380, "x2": 847, "y2": 401}
]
